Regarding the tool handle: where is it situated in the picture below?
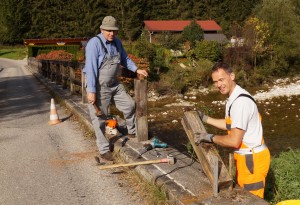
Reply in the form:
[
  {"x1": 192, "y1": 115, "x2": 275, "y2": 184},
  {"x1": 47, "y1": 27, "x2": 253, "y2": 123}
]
[
  {"x1": 99, "y1": 159, "x2": 164, "y2": 170},
  {"x1": 93, "y1": 104, "x2": 102, "y2": 117}
]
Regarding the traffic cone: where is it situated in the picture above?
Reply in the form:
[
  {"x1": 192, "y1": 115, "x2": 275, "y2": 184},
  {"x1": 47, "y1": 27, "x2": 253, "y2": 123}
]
[{"x1": 48, "y1": 98, "x2": 61, "y2": 125}]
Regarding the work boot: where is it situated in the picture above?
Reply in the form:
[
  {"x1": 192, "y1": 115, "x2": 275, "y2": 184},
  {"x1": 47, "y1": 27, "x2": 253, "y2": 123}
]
[
  {"x1": 109, "y1": 143, "x2": 114, "y2": 152},
  {"x1": 100, "y1": 151, "x2": 114, "y2": 161}
]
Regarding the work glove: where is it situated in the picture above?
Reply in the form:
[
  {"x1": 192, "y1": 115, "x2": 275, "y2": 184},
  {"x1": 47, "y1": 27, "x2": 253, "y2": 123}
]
[
  {"x1": 194, "y1": 133, "x2": 215, "y2": 145},
  {"x1": 197, "y1": 110, "x2": 208, "y2": 123}
]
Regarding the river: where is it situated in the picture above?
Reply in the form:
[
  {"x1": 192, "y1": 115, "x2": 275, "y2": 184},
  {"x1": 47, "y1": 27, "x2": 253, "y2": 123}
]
[{"x1": 147, "y1": 77, "x2": 300, "y2": 160}]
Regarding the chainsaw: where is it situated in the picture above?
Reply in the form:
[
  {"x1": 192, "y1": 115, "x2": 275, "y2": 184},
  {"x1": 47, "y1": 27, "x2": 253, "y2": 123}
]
[{"x1": 105, "y1": 116, "x2": 119, "y2": 135}]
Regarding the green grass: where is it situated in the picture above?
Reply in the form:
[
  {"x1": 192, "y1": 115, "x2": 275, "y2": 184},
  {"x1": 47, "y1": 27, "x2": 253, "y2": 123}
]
[
  {"x1": 265, "y1": 148, "x2": 300, "y2": 204},
  {"x1": 0, "y1": 46, "x2": 27, "y2": 60}
]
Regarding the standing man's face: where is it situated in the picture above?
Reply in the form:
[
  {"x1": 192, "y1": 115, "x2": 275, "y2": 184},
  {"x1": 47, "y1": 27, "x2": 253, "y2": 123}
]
[
  {"x1": 211, "y1": 68, "x2": 236, "y2": 96},
  {"x1": 101, "y1": 29, "x2": 117, "y2": 42}
]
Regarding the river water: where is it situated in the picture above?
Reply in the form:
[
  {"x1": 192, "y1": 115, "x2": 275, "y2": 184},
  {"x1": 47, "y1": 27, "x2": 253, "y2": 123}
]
[{"x1": 147, "y1": 79, "x2": 300, "y2": 160}]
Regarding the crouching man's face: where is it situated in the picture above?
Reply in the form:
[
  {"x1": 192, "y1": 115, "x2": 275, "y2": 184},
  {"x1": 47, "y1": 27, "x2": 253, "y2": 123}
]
[{"x1": 211, "y1": 68, "x2": 236, "y2": 96}]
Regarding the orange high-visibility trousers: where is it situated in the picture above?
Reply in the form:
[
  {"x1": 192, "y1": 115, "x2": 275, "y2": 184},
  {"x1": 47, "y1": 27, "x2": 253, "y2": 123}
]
[{"x1": 234, "y1": 148, "x2": 270, "y2": 198}]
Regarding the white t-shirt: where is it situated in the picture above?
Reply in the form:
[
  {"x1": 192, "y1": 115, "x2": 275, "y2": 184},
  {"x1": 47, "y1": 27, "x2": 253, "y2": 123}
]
[{"x1": 225, "y1": 85, "x2": 263, "y2": 148}]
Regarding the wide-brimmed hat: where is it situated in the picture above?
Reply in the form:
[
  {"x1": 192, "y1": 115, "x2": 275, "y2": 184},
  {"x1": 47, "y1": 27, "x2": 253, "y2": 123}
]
[{"x1": 100, "y1": 16, "x2": 119, "y2": 31}]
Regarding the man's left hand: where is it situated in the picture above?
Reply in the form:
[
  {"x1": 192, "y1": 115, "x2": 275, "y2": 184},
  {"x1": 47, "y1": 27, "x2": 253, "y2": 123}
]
[
  {"x1": 194, "y1": 133, "x2": 215, "y2": 145},
  {"x1": 136, "y1": 69, "x2": 148, "y2": 77}
]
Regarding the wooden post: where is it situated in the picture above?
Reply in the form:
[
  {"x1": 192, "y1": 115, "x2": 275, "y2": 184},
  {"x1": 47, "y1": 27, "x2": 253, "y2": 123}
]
[
  {"x1": 181, "y1": 111, "x2": 232, "y2": 190},
  {"x1": 61, "y1": 62, "x2": 68, "y2": 89},
  {"x1": 134, "y1": 78, "x2": 148, "y2": 142},
  {"x1": 55, "y1": 61, "x2": 60, "y2": 85},
  {"x1": 213, "y1": 155, "x2": 219, "y2": 196},
  {"x1": 46, "y1": 60, "x2": 51, "y2": 79},
  {"x1": 229, "y1": 153, "x2": 234, "y2": 191},
  {"x1": 81, "y1": 64, "x2": 87, "y2": 103},
  {"x1": 50, "y1": 61, "x2": 55, "y2": 82},
  {"x1": 37, "y1": 59, "x2": 42, "y2": 74},
  {"x1": 70, "y1": 63, "x2": 75, "y2": 94}
]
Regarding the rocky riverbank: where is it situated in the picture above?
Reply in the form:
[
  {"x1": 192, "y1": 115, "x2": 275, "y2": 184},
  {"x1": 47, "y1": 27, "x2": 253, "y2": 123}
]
[{"x1": 149, "y1": 76, "x2": 300, "y2": 107}]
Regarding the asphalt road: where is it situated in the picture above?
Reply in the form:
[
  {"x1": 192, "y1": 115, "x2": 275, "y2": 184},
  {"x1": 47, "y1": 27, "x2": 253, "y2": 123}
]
[{"x1": 0, "y1": 58, "x2": 142, "y2": 205}]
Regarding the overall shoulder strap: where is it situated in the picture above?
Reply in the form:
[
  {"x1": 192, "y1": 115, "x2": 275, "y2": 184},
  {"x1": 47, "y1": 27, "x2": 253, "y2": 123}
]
[
  {"x1": 228, "y1": 94, "x2": 256, "y2": 117},
  {"x1": 95, "y1": 36, "x2": 108, "y2": 54}
]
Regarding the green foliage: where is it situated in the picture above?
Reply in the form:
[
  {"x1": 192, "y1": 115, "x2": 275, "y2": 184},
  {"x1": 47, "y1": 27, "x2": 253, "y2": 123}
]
[
  {"x1": 152, "y1": 46, "x2": 172, "y2": 69},
  {"x1": 108, "y1": 0, "x2": 145, "y2": 41},
  {"x1": 181, "y1": 20, "x2": 204, "y2": 49},
  {"x1": 157, "y1": 59, "x2": 214, "y2": 94},
  {"x1": 129, "y1": 35, "x2": 155, "y2": 60},
  {"x1": 0, "y1": 0, "x2": 262, "y2": 44},
  {"x1": 128, "y1": 36, "x2": 174, "y2": 82},
  {"x1": 243, "y1": 16, "x2": 271, "y2": 67},
  {"x1": 265, "y1": 149, "x2": 300, "y2": 203},
  {"x1": 156, "y1": 31, "x2": 182, "y2": 50},
  {"x1": 193, "y1": 40, "x2": 222, "y2": 62},
  {"x1": 0, "y1": 0, "x2": 31, "y2": 44},
  {"x1": 254, "y1": 0, "x2": 300, "y2": 76}
]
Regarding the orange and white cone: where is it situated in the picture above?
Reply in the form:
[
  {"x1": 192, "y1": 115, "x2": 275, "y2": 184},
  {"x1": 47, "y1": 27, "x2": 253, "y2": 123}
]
[{"x1": 48, "y1": 98, "x2": 61, "y2": 125}]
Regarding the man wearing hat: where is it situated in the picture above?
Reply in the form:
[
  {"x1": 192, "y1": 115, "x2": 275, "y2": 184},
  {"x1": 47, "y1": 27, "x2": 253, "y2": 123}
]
[{"x1": 84, "y1": 16, "x2": 148, "y2": 161}]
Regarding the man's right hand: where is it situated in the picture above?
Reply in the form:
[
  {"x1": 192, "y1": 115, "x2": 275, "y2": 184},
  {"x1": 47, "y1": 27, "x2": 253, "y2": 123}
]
[
  {"x1": 194, "y1": 133, "x2": 215, "y2": 145},
  {"x1": 87, "y1": 92, "x2": 96, "y2": 104},
  {"x1": 197, "y1": 110, "x2": 208, "y2": 123}
]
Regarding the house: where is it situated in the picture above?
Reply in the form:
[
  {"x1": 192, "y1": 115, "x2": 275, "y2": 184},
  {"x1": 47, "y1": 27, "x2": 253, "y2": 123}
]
[{"x1": 143, "y1": 20, "x2": 227, "y2": 43}]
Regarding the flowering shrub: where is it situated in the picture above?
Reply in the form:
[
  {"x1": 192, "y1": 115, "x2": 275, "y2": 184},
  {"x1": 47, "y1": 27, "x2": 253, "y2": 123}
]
[
  {"x1": 128, "y1": 54, "x2": 149, "y2": 71},
  {"x1": 36, "y1": 50, "x2": 74, "y2": 61}
]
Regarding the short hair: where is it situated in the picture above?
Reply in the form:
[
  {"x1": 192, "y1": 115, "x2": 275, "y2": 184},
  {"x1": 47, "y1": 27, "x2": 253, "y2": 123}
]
[{"x1": 211, "y1": 62, "x2": 233, "y2": 74}]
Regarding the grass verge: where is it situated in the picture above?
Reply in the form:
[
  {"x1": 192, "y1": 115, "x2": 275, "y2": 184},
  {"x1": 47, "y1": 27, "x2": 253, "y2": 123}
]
[
  {"x1": 0, "y1": 46, "x2": 27, "y2": 60},
  {"x1": 265, "y1": 148, "x2": 300, "y2": 204}
]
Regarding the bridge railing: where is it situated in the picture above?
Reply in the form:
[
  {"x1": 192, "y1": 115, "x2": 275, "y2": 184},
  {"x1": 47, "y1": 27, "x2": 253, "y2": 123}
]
[
  {"x1": 28, "y1": 57, "x2": 87, "y2": 103},
  {"x1": 27, "y1": 57, "x2": 148, "y2": 141}
]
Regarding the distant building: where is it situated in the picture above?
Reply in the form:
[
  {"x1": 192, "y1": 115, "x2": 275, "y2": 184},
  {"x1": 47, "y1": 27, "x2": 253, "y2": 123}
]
[
  {"x1": 24, "y1": 37, "x2": 89, "y2": 47},
  {"x1": 143, "y1": 20, "x2": 227, "y2": 43},
  {"x1": 229, "y1": 36, "x2": 245, "y2": 47}
]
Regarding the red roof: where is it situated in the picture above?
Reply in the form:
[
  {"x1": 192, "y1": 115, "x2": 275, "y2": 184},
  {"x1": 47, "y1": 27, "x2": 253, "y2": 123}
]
[{"x1": 144, "y1": 20, "x2": 222, "y2": 32}]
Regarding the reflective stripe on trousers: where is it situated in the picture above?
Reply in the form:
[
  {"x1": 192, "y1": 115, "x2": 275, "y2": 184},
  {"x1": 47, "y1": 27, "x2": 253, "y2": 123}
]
[{"x1": 234, "y1": 147, "x2": 270, "y2": 198}]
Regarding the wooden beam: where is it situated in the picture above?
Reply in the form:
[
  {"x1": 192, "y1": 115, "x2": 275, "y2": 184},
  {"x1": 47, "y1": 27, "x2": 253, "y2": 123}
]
[
  {"x1": 134, "y1": 78, "x2": 148, "y2": 141},
  {"x1": 181, "y1": 111, "x2": 232, "y2": 190}
]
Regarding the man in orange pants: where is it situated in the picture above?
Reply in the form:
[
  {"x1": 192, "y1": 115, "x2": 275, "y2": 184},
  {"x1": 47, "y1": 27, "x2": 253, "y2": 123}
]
[{"x1": 196, "y1": 62, "x2": 270, "y2": 198}]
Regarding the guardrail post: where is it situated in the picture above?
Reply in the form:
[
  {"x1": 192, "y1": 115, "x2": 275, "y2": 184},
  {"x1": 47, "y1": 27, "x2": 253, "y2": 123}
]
[
  {"x1": 55, "y1": 61, "x2": 61, "y2": 85},
  {"x1": 61, "y1": 61, "x2": 68, "y2": 89},
  {"x1": 80, "y1": 63, "x2": 87, "y2": 103},
  {"x1": 134, "y1": 77, "x2": 148, "y2": 141},
  {"x1": 229, "y1": 153, "x2": 234, "y2": 191},
  {"x1": 70, "y1": 62, "x2": 75, "y2": 94},
  {"x1": 213, "y1": 155, "x2": 219, "y2": 196}
]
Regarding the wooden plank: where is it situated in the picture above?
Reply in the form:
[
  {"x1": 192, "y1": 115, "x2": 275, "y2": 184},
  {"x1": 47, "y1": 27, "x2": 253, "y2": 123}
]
[
  {"x1": 181, "y1": 111, "x2": 232, "y2": 190},
  {"x1": 213, "y1": 156, "x2": 219, "y2": 196},
  {"x1": 134, "y1": 79, "x2": 148, "y2": 141},
  {"x1": 81, "y1": 68, "x2": 87, "y2": 104},
  {"x1": 69, "y1": 66, "x2": 75, "y2": 94}
]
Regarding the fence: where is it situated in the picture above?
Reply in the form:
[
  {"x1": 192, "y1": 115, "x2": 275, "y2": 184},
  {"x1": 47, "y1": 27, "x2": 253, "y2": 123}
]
[
  {"x1": 27, "y1": 57, "x2": 148, "y2": 141},
  {"x1": 28, "y1": 57, "x2": 87, "y2": 103}
]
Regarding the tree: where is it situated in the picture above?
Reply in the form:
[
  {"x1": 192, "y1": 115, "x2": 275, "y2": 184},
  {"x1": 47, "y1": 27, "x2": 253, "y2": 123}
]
[
  {"x1": 0, "y1": 0, "x2": 31, "y2": 44},
  {"x1": 243, "y1": 16, "x2": 271, "y2": 68},
  {"x1": 181, "y1": 20, "x2": 203, "y2": 49},
  {"x1": 193, "y1": 40, "x2": 222, "y2": 62},
  {"x1": 254, "y1": 0, "x2": 300, "y2": 75}
]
